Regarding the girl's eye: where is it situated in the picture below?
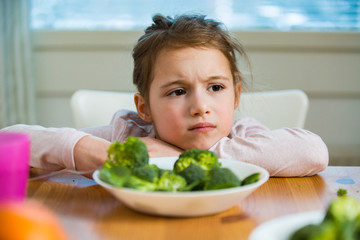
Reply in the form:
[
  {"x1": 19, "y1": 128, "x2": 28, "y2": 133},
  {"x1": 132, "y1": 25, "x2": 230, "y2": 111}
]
[
  {"x1": 209, "y1": 84, "x2": 224, "y2": 92},
  {"x1": 168, "y1": 89, "x2": 186, "y2": 96}
]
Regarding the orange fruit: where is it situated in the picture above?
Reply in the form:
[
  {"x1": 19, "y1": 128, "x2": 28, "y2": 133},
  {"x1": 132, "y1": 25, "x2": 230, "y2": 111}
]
[{"x1": 0, "y1": 200, "x2": 68, "y2": 240}]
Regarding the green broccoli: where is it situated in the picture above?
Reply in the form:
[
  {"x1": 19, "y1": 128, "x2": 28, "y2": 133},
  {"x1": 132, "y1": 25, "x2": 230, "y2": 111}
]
[
  {"x1": 156, "y1": 170, "x2": 187, "y2": 192},
  {"x1": 337, "y1": 188, "x2": 347, "y2": 197},
  {"x1": 289, "y1": 196, "x2": 360, "y2": 240},
  {"x1": 325, "y1": 196, "x2": 360, "y2": 222},
  {"x1": 204, "y1": 166, "x2": 241, "y2": 190},
  {"x1": 173, "y1": 149, "x2": 220, "y2": 173},
  {"x1": 241, "y1": 172, "x2": 260, "y2": 186},
  {"x1": 290, "y1": 222, "x2": 337, "y2": 240},
  {"x1": 355, "y1": 219, "x2": 360, "y2": 240},
  {"x1": 324, "y1": 196, "x2": 360, "y2": 239},
  {"x1": 196, "y1": 150, "x2": 220, "y2": 171},
  {"x1": 177, "y1": 163, "x2": 207, "y2": 190},
  {"x1": 125, "y1": 169, "x2": 187, "y2": 192},
  {"x1": 173, "y1": 156, "x2": 198, "y2": 174},
  {"x1": 104, "y1": 137, "x2": 149, "y2": 169},
  {"x1": 178, "y1": 148, "x2": 202, "y2": 158},
  {"x1": 99, "y1": 165, "x2": 131, "y2": 187},
  {"x1": 100, "y1": 144, "x2": 258, "y2": 192},
  {"x1": 125, "y1": 175, "x2": 157, "y2": 192},
  {"x1": 131, "y1": 164, "x2": 160, "y2": 182}
]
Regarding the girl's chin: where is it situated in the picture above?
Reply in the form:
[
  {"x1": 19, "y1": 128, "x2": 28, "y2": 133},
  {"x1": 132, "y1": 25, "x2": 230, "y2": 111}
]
[
  {"x1": 157, "y1": 135, "x2": 219, "y2": 151},
  {"x1": 180, "y1": 142, "x2": 216, "y2": 151}
]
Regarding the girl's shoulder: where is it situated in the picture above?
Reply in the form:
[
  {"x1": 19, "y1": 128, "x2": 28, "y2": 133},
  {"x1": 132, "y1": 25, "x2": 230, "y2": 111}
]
[
  {"x1": 233, "y1": 117, "x2": 268, "y2": 127},
  {"x1": 110, "y1": 109, "x2": 155, "y2": 139},
  {"x1": 231, "y1": 117, "x2": 270, "y2": 137},
  {"x1": 110, "y1": 109, "x2": 147, "y2": 124}
]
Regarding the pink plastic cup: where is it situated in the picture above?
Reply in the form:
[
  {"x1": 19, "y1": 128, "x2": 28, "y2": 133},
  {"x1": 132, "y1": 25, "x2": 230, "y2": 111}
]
[{"x1": 0, "y1": 132, "x2": 30, "y2": 203}]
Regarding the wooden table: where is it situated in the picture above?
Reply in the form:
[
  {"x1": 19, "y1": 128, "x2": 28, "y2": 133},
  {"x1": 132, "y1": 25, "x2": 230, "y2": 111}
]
[{"x1": 27, "y1": 166, "x2": 360, "y2": 240}]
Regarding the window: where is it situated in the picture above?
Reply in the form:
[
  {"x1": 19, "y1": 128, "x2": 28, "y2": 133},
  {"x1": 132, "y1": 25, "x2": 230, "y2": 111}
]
[{"x1": 30, "y1": 0, "x2": 360, "y2": 31}]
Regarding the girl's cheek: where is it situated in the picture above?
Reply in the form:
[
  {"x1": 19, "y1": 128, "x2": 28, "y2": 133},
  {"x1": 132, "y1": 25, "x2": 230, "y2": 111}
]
[
  {"x1": 166, "y1": 111, "x2": 182, "y2": 126},
  {"x1": 155, "y1": 106, "x2": 182, "y2": 127}
]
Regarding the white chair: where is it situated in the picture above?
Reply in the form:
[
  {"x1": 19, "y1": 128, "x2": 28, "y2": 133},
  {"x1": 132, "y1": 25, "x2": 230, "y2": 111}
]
[
  {"x1": 235, "y1": 89, "x2": 309, "y2": 129},
  {"x1": 70, "y1": 89, "x2": 308, "y2": 129},
  {"x1": 70, "y1": 90, "x2": 137, "y2": 129}
]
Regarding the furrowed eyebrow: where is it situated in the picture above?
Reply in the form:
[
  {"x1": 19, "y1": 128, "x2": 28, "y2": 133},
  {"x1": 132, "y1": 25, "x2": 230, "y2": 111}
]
[
  {"x1": 159, "y1": 75, "x2": 231, "y2": 90},
  {"x1": 207, "y1": 75, "x2": 231, "y2": 82},
  {"x1": 159, "y1": 80, "x2": 187, "y2": 90}
]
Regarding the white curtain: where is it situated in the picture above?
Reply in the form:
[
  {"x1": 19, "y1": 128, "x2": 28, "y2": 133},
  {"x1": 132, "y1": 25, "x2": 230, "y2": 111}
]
[{"x1": 0, "y1": 0, "x2": 37, "y2": 128}]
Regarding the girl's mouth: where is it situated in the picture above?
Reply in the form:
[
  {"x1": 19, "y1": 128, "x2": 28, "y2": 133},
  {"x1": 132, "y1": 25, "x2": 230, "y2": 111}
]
[{"x1": 188, "y1": 122, "x2": 216, "y2": 133}]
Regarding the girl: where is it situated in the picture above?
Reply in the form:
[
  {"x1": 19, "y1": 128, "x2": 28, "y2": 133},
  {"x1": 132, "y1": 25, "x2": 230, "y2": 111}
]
[{"x1": 1, "y1": 14, "x2": 328, "y2": 176}]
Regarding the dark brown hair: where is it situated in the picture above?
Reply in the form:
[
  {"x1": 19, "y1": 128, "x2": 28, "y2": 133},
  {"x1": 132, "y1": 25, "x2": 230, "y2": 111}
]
[{"x1": 132, "y1": 14, "x2": 249, "y2": 101}]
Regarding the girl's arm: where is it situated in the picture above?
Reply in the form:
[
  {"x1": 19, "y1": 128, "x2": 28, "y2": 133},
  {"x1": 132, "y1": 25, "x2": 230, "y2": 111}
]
[
  {"x1": 0, "y1": 110, "x2": 181, "y2": 171},
  {"x1": 139, "y1": 137, "x2": 183, "y2": 157},
  {"x1": 210, "y1": 118, "x2": 329, "y2": 177},
  {"x1": 73, "y1": 135, "x2": 110, "y2": 172},
  {"x1": 82, "y1": 111, "x2": 183, "y2": 158},
  {"x1": 0, "y1": 110, "x2": 136, "y2": 171},
  {"x1": 0, "y1": 124, "x2": 90, "y2": 170}
]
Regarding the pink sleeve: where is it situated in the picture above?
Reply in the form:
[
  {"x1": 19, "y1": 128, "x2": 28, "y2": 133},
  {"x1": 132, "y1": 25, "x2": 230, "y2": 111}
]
[
  {"x1": 0, "y1": 110, "x2": 153, "y2": 171},
  {"x1": 80, "y1": 110, "x2": 155, "y2": 142},
  {"x1": 1, "y1": 124, "x2": 89, "y2": 170},
  {"x1": 209, "y1": 118, "x2": 329, "y2": 177}
]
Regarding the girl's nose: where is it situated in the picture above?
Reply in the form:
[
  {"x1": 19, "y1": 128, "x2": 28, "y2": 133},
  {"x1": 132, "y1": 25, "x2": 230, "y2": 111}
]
[{"x1": 190, "y1": 92, "x2": 210, "y2": 117}]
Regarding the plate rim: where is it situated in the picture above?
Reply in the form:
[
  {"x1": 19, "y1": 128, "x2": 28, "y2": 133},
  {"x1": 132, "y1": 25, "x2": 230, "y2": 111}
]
[{"x1": 249, "y1": 210, "x2": 325, "y2": 240}]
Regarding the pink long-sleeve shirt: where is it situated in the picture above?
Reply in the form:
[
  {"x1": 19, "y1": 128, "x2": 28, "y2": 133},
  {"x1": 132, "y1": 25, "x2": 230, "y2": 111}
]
[{"x1": 1, "y1": 110, "x2": 329, "y2": 177}]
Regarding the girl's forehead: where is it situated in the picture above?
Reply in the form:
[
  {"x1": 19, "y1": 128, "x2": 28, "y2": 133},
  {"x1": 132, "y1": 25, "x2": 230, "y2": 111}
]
[
  {"x1": 151, "y1": 47, "x2": 233, "y2": 85},
  {"x1": 157, "y1": 46, "x2": 220, "y2": 57},
  {"x1": 154, "y1": 47, "x2": 230, "y2": 68}
]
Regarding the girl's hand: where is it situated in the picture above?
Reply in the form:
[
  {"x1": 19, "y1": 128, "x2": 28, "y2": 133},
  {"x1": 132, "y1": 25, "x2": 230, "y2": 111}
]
[{"x1": 139, "y1": 137, "x2": 183, "y2": 158}]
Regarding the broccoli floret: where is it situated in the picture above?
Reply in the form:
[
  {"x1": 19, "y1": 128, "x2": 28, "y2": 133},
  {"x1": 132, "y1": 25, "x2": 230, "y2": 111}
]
[
  {"x1": 173, "y1": 149, "x2": 220, "y2": 173},
  {"x1": 290, "y1": 196, "x2": 360, "y2": 240},
  {"x1": 204, "y1": 166, "x2": 241, "y2": 190},
  {"x1": 178, "y1": 164, "x2": 207, "y2": 190},
  {"x1": 241, "y1": 172, "x2": 260, "y2": 186},
  {"x1": 355, "y1": 220, "x2": 360, "y2": 240},
  {"x1": 156, "y1": 170, "x2": 187, "y2": 192},
  {"x1": 131, "y1": 164, "x2": 160, "y2": 183},
  {"x1": 337, "y1": 188, "x2": 347, "y2": 196},
  {"x1": 179, "y1": 148, "x2": 202, "y2": 158},
  {"x1": 173, "y1": 156, "x2": 198, "y2": 173},
  {"x1": 100, "y1": 145, "x2": 248, "y2": 193},
  {"x1": 104, "y1": 137, "x2": 149, "y2": 169},
  {"x1": 125, "y1": 175, "x2": 157, "y2": 192},
  {"x1": 324, "y1": 196, "x2": 360, "y2": 239},
  {"x1": 99, "y1": 165, "x2": 131, "y2": 187},
  {"x1": 325, "y1": 196, "x2": 360, "y2": 223},
  {"x1": 196, "y1": 150, "x2": 219, "y2": 171},
  {"x1": 290, "y1": 222, "x2": 337, "y2": 240},
  {"x1": 125, "y1": 169, "x2": 187, "y2": 192}
]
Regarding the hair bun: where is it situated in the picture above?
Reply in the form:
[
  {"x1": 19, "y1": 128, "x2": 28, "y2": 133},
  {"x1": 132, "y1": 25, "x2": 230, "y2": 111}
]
[{"x1": 146, "y1": 14, "x2": 173, "y2": 33}]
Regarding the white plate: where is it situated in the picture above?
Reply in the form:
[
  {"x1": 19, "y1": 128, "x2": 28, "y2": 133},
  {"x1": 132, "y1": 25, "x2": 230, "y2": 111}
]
[
  {"x1": 249, "y1": 211, "x2": 325, "y2": 240},
  {"x1": 93, "y1": 157, "x2": 269, "y2": 217}
]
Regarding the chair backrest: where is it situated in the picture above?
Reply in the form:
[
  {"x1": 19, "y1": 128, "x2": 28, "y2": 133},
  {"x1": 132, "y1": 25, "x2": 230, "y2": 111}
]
[
  {"x1": 70, "y1": 89, "x2": 308, "y2": 129},
  {"x1": 235, "y1": 89, "x2": 309, "y2": 129}
]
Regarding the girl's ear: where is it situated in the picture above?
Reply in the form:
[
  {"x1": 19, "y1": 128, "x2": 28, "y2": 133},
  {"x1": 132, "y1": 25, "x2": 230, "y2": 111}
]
[
  {"x1": 234, "y1": 82, "x2": 242, "y2": 109},
  {"x1": 134, "y1": 93, "x2": 152, "y2": 122}
]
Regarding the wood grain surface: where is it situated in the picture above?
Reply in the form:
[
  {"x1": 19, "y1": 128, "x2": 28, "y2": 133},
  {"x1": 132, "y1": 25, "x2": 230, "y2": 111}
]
[{"x1": 27, "y1": 166, "x2": 360, "y2": 240}]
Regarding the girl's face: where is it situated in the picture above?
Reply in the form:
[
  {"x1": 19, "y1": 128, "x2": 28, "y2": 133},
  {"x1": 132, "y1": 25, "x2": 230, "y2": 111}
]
[{"x1": 136, "y1": 47, "x2": 241, "y2": 150}]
